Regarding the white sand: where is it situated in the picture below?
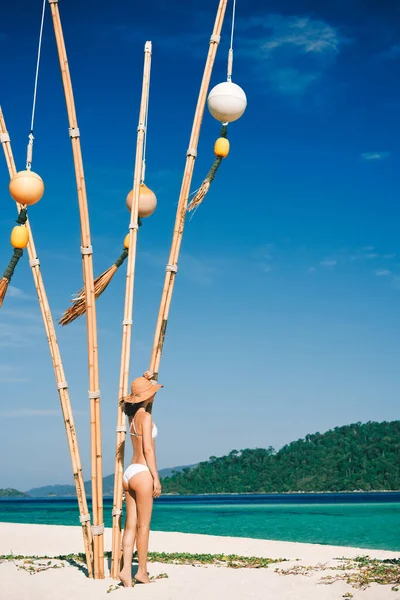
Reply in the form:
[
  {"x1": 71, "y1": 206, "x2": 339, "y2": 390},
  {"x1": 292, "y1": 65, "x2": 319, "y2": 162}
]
[{"x1": 0, "y1": 523, "x2": 399, "y2": 600}]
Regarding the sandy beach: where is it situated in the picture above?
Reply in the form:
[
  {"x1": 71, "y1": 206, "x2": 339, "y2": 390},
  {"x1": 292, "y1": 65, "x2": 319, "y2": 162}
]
[{"x1": 0, "y1": 523, "x2": 399, "y2": 599}]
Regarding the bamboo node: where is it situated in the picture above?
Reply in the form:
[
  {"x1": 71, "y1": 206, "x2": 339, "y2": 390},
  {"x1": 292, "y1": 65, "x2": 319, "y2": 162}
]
[
  {"x1": 210, "y1": 34, "x2": 221, "y2": 44},
  {"x1": 79, "y1": 513, "x2": 91, "y2": 523},
  {"x1": 29, "y1": 258, "x2": 40, "y2": 268},
  {"x1": 144, "y1": 41, "x2": 152, "y2": 53},
  {"x1": 129, "y1": 222, "x2": 139, "y2": 231},
  {"x1": 92, "y1": 524, "x2": 104, "y2": 535},
  {"x1": 137, "y1": 124, "x2": 146, "y2": 133},
  {"x1": 166, "y1": 264, "x2": 178, "y2": 273},
  {"x1": 0, "y1": 133, "x2": 10, "y2": 143},
  {"x1": 187, "y1": 148, "x2": 197, "y2": 158},
  {"x1": 122, "y1": 319, "x2": 133, "y2": 326},
  {"x1": 116, "y1": 425, "x2": 126, "y2": 433},
  {"x1": 80, "y1": 246, "x2": 93, "y2": 255},
  {"x1": 48, "y1": 0, "x2": 58, "y2": 3},
  {"x1": 88, "y1": 390, "x2": 100, "y2": 399},
  {"x1": 112, "y1": 508, "x2": 123, "y2": 516},
  {"x1": 69, "y1": 127, "x2": 80, "y2": 138},
  {"x1": 57, "y1": 381, "x2": 68, "y2": 390}
]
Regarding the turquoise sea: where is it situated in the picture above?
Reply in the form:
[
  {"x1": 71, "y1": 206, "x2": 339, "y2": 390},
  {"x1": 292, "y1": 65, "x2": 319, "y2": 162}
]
[{"x1": 1, "y1": 493, "x2": 399, "y2": 551}]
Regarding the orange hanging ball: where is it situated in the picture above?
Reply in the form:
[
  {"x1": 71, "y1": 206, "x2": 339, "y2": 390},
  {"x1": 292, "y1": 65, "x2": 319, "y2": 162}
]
[
  {"x1": 214, "y1": 137, "x2": 230, "y2": 158},
  {"x1": 9, "y1": 170, "x2": 44, "y2": 206},
  {"x1": 11, "y1": 225, "x2": 29, "y2": 249},
  {"x1": 123, "y1": 233, "x2": 130, "y2": 249},
  {"x1": 126, "y1": 183, "x2": 157, "y2": 218}
]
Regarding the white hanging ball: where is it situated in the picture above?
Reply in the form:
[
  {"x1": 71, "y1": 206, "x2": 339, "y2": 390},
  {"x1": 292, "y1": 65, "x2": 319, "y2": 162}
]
[{"x1": 207, "y1": 81, "x2": 247, "y2": 123}]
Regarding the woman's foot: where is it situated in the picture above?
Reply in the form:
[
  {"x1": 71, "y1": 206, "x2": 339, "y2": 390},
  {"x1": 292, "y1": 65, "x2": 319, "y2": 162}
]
[
  {"x1": 119, "y1": 568, "x2": 133, "y2": 587},
  {"x1": 134, "y1": 569, "x2": 151, "y2": 584}
]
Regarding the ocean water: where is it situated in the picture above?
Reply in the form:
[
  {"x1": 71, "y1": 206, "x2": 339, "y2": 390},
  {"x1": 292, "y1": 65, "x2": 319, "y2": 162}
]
[{"x1": 1, "y1": 493, "x2": 399, "y2": 551}]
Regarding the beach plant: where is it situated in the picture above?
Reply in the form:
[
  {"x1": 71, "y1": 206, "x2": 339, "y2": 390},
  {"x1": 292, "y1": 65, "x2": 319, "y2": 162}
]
[{"x1": 276, "y1": 555, "x2": 400, "y2": 591}]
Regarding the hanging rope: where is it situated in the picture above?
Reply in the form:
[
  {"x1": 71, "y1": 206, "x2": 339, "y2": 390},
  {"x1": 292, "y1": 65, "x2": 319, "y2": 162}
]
[
  {"x1": 0, "y1": 210, "x2": 28, "y2": 307},
  {"x1": 227, "y1": 0, "x2": 236, "y2": 82},
  {"x1": 26, "y1": 0, "x2": 46, "y2": 170},
  {"x1": 187, "y1": 0, "x2": 239, "y2": 214},
  {"x1": 59, "y1": 245, "x2": 129, "y2": 326},
  {"x1": 187, "y1": 124, "x2": 228, "y2": 212}
]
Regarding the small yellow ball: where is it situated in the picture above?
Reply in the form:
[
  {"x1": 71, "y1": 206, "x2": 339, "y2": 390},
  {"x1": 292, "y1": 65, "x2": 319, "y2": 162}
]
[
  {"x1": 11, "y1": 225, "x2": 29, "y2": 249},
  {"x1": 9, "y1": 170, "x2": 44, "y2": 206},
  {"x1": 124, "y1": 234, "x2": 130, "y2": 249},
  {"x1": 214, "y1": 137, "x2": 230, "y2": 158}
]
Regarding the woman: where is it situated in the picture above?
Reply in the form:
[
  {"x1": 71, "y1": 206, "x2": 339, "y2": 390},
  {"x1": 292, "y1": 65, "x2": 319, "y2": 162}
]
[{"x1": 119, "y1": 371, "x2": 163, "y2": 587}]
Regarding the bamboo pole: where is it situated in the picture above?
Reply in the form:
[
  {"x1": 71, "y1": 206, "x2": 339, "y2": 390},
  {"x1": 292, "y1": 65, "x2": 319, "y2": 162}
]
[
  {"x1": 0, "y1": 108, "x2": 94, "y2": 578},
  {"x1": 149, "y1": 0, "x2": 228, "y2": 379},
  {"x1": 48, "y1": 0, "x2": 104, "y2": 579},
  {"x1": 110, "y1": 41, "x2": 152, "y2": 580}
]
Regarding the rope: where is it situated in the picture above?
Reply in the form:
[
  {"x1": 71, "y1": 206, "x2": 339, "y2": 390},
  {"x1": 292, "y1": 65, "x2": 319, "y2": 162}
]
[
  {"x1": 141, "y1": 45, "x2": 152, "y2": 183},
  {"x1": 26, "y1": 0, "x2": 46, "y2": 170},
  {"x1": 227, "y1": 0, "x2": 236, "y2": 82}
]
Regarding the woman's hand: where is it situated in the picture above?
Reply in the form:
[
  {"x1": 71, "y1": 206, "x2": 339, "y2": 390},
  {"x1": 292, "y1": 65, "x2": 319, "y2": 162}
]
[{"x1": 153, "y1": 478, "x2": 162, "y2": 498}]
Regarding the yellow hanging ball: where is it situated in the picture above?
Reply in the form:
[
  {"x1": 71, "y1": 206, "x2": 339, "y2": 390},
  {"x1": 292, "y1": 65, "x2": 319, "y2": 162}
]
[
  {"x1": 9, "y1": 170, "x2": 44, "y2": 206},
  {"x1": 126, "y1": 183, "x2": 157, "y2": 218},
  {"x1": 11, "y1": 225, "x2": 29, "y2": 249},
  {"x1": 214, "y1": 137, "x2": 230, "y2": 158},
  {"x1": 123, "y1": 234, "x2": 130, "y2": 249}
]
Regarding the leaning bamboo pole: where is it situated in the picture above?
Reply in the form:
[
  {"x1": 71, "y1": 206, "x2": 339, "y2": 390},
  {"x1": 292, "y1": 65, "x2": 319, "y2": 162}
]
[
  {"x1": 110, "y1": 41, "x2": 152, "y2": 580},
  {"x1": 48, "y1": 0, "x2": 104, "y2": 579},
  {"x1": 149, "y1": 0, "x2": 228, "y2": 379},
  {"x1": 0, "y1": 108, "x2": 94, "y2": 578}
]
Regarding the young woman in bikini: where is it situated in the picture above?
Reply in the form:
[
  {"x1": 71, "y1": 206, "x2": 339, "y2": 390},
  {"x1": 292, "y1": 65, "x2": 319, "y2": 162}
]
[{"x1": 119, "y1": 371, "x2": 163, "y2": 587}]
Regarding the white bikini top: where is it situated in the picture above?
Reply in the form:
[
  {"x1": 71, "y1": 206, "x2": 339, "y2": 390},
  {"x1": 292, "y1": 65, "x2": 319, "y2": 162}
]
[{"x1": 130, "y1": 413, "x2": 158, "y2": 439}]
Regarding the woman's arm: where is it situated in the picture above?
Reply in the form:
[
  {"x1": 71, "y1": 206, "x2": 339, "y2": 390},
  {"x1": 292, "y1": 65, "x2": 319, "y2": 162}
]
[{"x1": 142, "y1": 414, "x2": 162, "y2": 497}]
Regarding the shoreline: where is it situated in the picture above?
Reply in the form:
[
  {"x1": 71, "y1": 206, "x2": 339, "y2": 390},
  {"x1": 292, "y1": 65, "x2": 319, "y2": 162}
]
[{"x1": 2, "y1": 489, "x2": 400, "y2": 499}]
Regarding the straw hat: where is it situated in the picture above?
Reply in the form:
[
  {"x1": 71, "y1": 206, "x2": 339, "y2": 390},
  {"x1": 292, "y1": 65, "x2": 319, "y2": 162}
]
[{"x1": 123, "y1": 371, "x2": 163, "y2": 404}]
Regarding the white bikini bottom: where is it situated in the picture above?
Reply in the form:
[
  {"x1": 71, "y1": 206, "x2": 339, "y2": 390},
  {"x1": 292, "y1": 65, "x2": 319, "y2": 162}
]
[{"x1": 123, "y1": 463, "x2": 149, "y2": 484}]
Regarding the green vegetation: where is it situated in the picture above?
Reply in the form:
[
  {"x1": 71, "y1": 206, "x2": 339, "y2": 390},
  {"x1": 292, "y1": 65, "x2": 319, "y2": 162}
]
[
  {"x1": 0, "y1": 488, "x2": 28, "y2": 498},
  {"x1": 277, "y1": 555, "x2": 400, "y2": 592},
  {"x1": 161, "y1": 421, "x2": 400, "y2": 494}
]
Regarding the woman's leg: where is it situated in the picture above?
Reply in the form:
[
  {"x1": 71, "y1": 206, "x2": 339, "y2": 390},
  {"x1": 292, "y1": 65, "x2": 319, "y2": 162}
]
[
  {"x1": 130, "y1": 470, "x2": 154, "y2": 583},
  {"x1": 119, "y1": 480, "x2": 137, "y2": 587}
]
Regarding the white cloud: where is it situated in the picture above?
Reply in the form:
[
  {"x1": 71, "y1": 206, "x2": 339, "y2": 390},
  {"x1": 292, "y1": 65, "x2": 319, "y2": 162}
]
[
  {"x1": 380, "y1": 44, "x2": 400, "y2": 60},
  {"x1": 375, "y1": 269, "x2": 391, "y2": 277},
  {"x1": 320, "y1": 259, "x2": 337, "y2": 267},
  {"x1": 7, "y1": 286, "x2": 33, "y2": 300},
  {"x1": 361, "y1": 152, "x2": 391, "y2": 161},
  {"x1": 383, "y1": 254, "x2": 396, "y2": 259},
  {"x1": 237, "y1": 14, "x2": 346, "y2": 95},
  {"x1": 308, "y1": 267, "x2": 316, "y2": 273},
  {"x1": 350, "y1": 252, "x2": 379, "y2": 261}
]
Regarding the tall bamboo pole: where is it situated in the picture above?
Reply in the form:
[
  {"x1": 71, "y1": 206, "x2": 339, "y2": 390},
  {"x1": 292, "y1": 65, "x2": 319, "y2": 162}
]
[
  {"x1": 149, "y1": 0, "x2": 228, "y2": 379},
  {"x1": 0, "y1": 108, "x2": 94, "y2": 578},
  {"x1": 110, "y1": 41, "x2": 152, "y2": 581},
  {"x1": 48, "y1": 0, "x2": 104, "y2": 579}
]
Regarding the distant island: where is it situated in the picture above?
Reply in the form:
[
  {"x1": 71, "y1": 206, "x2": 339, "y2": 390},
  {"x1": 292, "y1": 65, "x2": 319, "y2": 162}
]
[
  {"x1": 2, "y1": 421, "x2": 399, "y2": 497},
  {"x1": 0, "y1": 488, "x2": 28, "y2": 498}
]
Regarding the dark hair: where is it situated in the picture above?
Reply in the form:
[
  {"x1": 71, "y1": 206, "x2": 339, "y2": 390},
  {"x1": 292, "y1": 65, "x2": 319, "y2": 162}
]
[{"x1": 123, "y1": 400, "x2": 146, "y2": 417}]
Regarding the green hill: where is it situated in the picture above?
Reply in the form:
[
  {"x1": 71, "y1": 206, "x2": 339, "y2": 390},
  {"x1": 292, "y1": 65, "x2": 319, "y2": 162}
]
[
  {"x1": 0, "y1": 488, "x2": 28, "y2": 497},
  {"x1": 161, "y1": 421, "x2": 400, "y2": 494}
]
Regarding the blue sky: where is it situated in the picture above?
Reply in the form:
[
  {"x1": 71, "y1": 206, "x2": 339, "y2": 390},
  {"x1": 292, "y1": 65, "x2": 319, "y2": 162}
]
[{"x1": 0, "y1": 0, "x2": 399, "y2": 490}]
